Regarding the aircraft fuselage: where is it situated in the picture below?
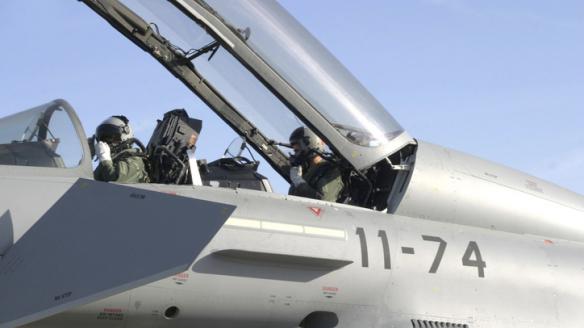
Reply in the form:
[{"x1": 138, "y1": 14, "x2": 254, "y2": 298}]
[{"x1": 4, "y1": 178, "x2": 580, "y2": 328}]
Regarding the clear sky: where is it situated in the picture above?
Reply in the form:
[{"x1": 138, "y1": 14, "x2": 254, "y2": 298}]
[{"x1": 0, "y1": 0, "x2": 583, "y2": 195}]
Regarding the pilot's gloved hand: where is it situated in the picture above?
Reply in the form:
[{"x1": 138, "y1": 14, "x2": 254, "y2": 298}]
[
  {"x1": 95, "y1": 141, "x2": 112, "y2": 162},
  {"x1": 290, "y1": 166, "x2": 305, "y2": 187}
]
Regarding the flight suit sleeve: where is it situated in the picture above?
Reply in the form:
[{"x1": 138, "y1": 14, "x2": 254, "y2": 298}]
[
  {"x1": 290, "y1": 168, "x2": 344, "y2": 202},
  {"x1": 94, "y1": 156, "x2": 149, "y2": 184},
  {"x1": 94, "y1": 160, "x2": 118, "y2": 182},
  {"x1": 315, "y1": 169, "x2": 344, "y2": 202}
]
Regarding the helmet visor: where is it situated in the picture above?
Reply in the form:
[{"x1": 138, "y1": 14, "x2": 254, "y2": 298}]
[{"x1": 96, "y1": 124, "x2": 123, "y2": 144}]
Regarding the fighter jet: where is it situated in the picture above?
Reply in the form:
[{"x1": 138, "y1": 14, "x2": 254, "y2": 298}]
[{"x1": 1, "y1": 0, "x2": 583, "y2": 327}]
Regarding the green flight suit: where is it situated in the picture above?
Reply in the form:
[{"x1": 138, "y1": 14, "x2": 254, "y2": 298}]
[
  {"x1": 94, "y1": 150, "x2": 150, "y2": 184},
  {"x1": 288, "y1": 161, "x2": 344, "y2": 202}
]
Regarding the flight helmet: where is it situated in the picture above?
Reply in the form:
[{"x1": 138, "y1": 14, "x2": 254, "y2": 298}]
[
  {"x1": 96, "y1": 115, "x2": 134, "y2": 148},
  {"x1": 289, "y1": 127, "x2": 324, "y2": 165}
]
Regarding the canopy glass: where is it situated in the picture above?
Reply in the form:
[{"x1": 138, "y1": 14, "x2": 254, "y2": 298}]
[
  {"x1": 198, "y1": 0, "x2": 405, "y2": 148},
  {"x1": 118, "y1": 0, "x2": 413, "y2": 170}
]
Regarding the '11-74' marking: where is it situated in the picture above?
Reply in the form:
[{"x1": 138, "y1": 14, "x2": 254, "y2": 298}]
[{"x1": 355, "y1": 228, "x2": 486, "y2": 278}]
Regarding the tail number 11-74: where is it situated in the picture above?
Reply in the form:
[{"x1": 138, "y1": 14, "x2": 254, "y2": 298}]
[{"x1": 355, "y1": 228, "x2": 486, "y2": 278}]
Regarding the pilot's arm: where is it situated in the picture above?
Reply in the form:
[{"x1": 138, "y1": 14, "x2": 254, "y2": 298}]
[
  {"x1": 94, "y1": 142, "x2": 148, "y2": 184},
  {"x1": 316, "y1": 171, "x2": 344, "y2": 202},
  {"x1": 289, "y1": 165, "x2": 343, "y2": 202},
  {"x1": 289, "y1": 177, "x2": 320, "y2": 200}
]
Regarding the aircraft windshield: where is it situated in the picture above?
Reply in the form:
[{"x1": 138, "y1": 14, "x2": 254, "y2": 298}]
[
  {"x1": 195, "y1": 0, "x2": 405, "y2": 147},
  {"x1": 0, "y1": 103, "x2": 84, "y2": 168}
]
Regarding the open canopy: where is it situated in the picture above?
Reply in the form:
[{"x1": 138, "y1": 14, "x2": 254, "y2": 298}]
[
  {"x1": 192, "y1": 1, "x2": 411, "y2": 151},
  {"x1": 87, "y1": 0, "x2": 414, "y2": 173}
]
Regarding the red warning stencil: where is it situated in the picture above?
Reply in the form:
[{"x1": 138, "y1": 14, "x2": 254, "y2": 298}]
[{"x1": 309, "y1": 207, "x2": 322, "y2": 217}]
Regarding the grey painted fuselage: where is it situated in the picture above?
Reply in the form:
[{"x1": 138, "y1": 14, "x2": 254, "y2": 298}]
[{"x1": 4, "y1": 159, "x2": 582, "y2": 327}]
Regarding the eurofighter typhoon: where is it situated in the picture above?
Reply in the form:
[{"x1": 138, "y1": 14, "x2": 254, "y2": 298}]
[{"x1": 1, "y1": 1, "x2": 583, "y2": 327}]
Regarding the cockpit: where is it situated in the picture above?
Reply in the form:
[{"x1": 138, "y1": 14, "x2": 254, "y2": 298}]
[
  {"x1": 0, "y1": 101, "x2": 272, "y2": 191},
  {"x1": 0, "y1": 0, "x2": 419, "y2": 212},
  {"x1": 104, "y1": 0, "x2": 418, "y2": 209}
]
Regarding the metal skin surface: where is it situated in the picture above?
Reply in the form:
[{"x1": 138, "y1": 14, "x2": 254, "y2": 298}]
[
  {"x1": 0, "y1": 179, "x2": 234, "y2": 328},
  {"x1": 391, "y1": 141, "x2": 584, "y2": 242},
  {"x1": 4, "y1": 178, "x2": 580, "y2": 328}
]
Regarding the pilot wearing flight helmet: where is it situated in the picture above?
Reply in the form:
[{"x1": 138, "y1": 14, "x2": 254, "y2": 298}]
[
  {"x1": 93, "y1": 116, "x2": 150, "y2": 184},
  {"x1": 288, "y1": 127, "x2": 343, "y2": 202}
]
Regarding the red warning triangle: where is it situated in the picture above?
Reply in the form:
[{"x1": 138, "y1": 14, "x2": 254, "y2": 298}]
[{"x1": 309, "y1": 207, "x2": 322, "y2": 217}]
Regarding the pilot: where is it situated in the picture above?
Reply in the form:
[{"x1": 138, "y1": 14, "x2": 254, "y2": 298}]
[
  {"x1": 288, "y1": 127, "x2": 343, "y2": 202},
  {"x1": 93, "y1": 115, "x2": 150, "y2": 184}
]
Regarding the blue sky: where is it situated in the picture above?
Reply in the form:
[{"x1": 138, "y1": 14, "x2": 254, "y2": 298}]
[{"x1": 0, "y1": 0, "x2": 583, "y2": 195}]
